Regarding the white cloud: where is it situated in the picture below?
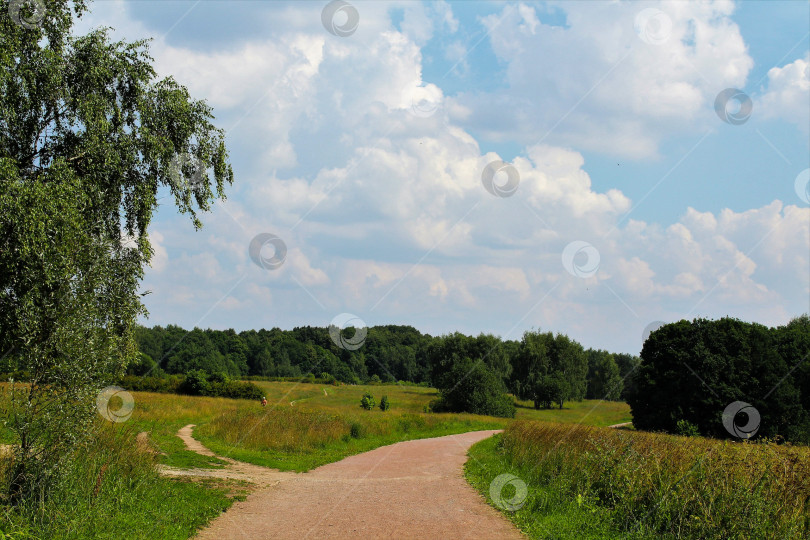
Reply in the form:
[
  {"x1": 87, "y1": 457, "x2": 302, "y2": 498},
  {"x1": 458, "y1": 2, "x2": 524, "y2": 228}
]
[
  {"x1": 451, "y1": 1, "x2": 753, "y2": 158},
  {"x1": 759, "y1": 54, "x2": 810, "y2": 134},
  {"x1": 79, "y1": 1, "x2": 807, "y2": 352}
]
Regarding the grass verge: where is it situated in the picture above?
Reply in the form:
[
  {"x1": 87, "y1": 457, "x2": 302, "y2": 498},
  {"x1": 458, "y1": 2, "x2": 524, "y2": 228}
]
[
  {"x1": 0, "y1": 423, "x2": 243, "y2": 540},
  {"x1": 466, "y1": 421, "x2": 810, "y2": 539}
]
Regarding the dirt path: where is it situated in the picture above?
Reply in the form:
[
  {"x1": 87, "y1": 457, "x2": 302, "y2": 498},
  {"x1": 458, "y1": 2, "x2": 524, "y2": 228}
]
[
  {"x1": 170, "y1": 426, "x2": 523, "y2": 539},
  {"x1": 608, "y1": 421, "x2": 633, "y2": 428}
]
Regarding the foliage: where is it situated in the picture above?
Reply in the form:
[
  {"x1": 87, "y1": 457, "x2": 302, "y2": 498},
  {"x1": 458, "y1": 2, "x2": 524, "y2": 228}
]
[
  {"x1": 379, "y1": 395, "x2": 390, "y2": 411},
  {"x1": 531, "y1": 373, "x2": 571, "y2": 409},
  {"x1": 360, "y1": 392, "x2": 376, "y2": 410},
  {"x1": 173, "y1": 370, "x2": 262, "y2": 400},
  {"x1": 510, "y1": 330, "x2": 588, "y2": 410},
  {"x1": 179, "y1": 370, "x2": 210, "y2": 396},
  {"x1": 627, "y1": 316, "x2": 810, "y2": 443},
  {"x1": 584, "y1": 349, "x2": 623, "y2": 401},
  {"x1": 1, "y1": 0, "x2": 232, "y2": 501},
  {"x1": 0, "y1": 421, "x2": 238, "y2": 539},
  {"x1": 430, "y1": 358, "x2": 516, "y2": 418}
]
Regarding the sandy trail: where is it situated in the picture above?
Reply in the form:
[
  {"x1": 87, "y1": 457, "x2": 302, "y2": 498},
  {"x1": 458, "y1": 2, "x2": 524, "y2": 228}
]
[{"x1": 167, "y1": 425, "x2": 523, "y2": 539}]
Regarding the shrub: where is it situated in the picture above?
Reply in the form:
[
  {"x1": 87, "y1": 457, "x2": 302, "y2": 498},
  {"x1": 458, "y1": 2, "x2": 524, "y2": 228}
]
[
  {"x1": 349, "y1": 422, "x2": 364, "y2": 439},
  {"x1": 676, "y1": 419, "x2": 700, "y2": 437},
  {"x1": 379, "y1": 395, "x2": 390, "y2": 411},
  {"x1": 369, "y1": 374, "x2": 382, "y2": 384},
  {"x1": 178, "y1": 370, "x2": 210, "y2": 396},
  {"x1": 207, "y1": 372, "x2": 230, "y2": 384},
  {"x1": 360, "y1": 392, "x2": 376, "y2": 410},
  {"x1": 431, "y1": 358, "x2": 515, "y2": 418},
  {"x1": 208, "y1": 380, "x2": 264, "y2": 401}
]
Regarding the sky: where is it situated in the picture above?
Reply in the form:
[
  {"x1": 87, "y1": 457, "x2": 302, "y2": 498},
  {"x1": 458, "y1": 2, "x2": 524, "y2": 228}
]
[{"x1": 74, "y1": 0, "x2": 809, "y2": 355}]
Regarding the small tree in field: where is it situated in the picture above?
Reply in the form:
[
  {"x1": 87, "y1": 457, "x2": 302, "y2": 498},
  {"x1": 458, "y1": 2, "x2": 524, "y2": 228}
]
[
  {"x1": 379, "y1": 395, "x2": 390, "y2": 411},
  {"x1": 360, "y1": 392, "x2": 376, "y2": 410},
  {"x1": 1, "y1": 0, "x2": 232, "y2": 501}
]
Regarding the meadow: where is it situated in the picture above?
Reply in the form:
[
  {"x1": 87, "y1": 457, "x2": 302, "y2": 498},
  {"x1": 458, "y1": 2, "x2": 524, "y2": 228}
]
[
  {"x1": 466, "y1": 421, "x2": 810, "y2": 539},
  {"x1": 0, "y1": 380, "x2": 658, "y2": 539},
  {"x1": 125, "y1": 382, "x2": 630, "y2": 471}
]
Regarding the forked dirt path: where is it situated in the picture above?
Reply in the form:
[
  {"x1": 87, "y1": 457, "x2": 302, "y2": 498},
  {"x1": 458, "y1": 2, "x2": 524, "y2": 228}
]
[{"x1": 166, "y1": 425, "x2": 523, "y2": 539}]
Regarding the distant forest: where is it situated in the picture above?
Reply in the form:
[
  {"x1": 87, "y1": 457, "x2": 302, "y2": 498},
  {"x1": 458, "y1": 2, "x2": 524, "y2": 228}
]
[{"x1": 131, "y1": 324, "x2": 641, "y2": 403}]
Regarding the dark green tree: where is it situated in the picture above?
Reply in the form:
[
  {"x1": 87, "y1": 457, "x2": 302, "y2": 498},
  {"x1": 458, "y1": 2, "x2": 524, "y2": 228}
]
[
  {"x1": 430, "y1": 358, "x2": 515, "y2": 418},
  {"x1": 585, "y1": 349, "x2": 623, "y2": 400},
  {"x1": 627, "y1": 317, "x2": 808, "y2": 443},
  {"x1": 1, "y1": 0, "x2": 232, "y2": 499},
  {"x1": 532, "y1": 373, "x2": 571, "y2": 409}
]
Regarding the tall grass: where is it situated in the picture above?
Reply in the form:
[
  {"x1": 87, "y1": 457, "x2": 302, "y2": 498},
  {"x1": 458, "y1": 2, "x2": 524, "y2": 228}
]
[
  {"x1": 0, "y1": 422, "x2": 236, "y2": 539},
  {"x1": 498, "y1": 420, "x2": 810, "y2": 539},
  {"x1": 196, "y1": 405, "x2": 505, "y2": 471}
]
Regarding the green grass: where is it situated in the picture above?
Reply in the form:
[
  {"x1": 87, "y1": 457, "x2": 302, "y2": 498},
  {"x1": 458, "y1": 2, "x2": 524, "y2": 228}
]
[
  {"x1": 514, "y1": 398, "x2": 632, "y2": 427},
  {"x1": 0, "y1": 423, "x2": 242, "y2": 540},
  {"x1": 196, "y1": 407, "x2": 505, "y2": 471},
  {"x1": 0, "y1": 380, "x2": 637, "y2": 539},
  {"x1": 466, "y1": 421, "x2": 810, "y2": 539},
  {"x1": 466, "y1": 434, "x2": 630, "y2": 539}
]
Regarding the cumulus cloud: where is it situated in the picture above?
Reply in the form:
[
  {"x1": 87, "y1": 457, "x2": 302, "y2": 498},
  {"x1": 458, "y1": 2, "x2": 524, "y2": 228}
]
[
  {"x1": 78, "y1": 0, "x2": 807, "y2": 352},
  {"x1": 450, "y1": 1, "x2": 753, "y2": 158},
  {"x1": 759, "y1": 54, "x2": 810, "y2": 134}
]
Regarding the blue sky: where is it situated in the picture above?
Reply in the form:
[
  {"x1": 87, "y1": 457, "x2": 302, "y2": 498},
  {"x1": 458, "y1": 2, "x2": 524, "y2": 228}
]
[{"x1": 76, "y1": 1, "x2": 810, "y2": 354}]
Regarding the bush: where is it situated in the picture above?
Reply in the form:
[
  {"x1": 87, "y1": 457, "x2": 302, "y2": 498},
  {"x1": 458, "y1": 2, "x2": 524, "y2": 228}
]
[
  {"x1": 118, "y1": 374, "x2": 181, "y2": 394},
  {"x1": 431, "y1": 358, "x2": 515, "y2": 418},
  {"x1": 349, "y1": 422, "x2": 364, "y2": 439},
  {"x1": 369, "y1": 374, "x2": 381, "y2": 384},
  {"x1": 676, "y1": 419, "x2": 700, "y2": 437},
  {"x1": 379, "y1": 395, "x2": 390, "y2": 411},
  {"x1": 360, "y1": 392, "x2": 376, "y2": 410},
  {"x1": 207, "y1": 372, "x2": 230, "y2": 384},
  {"x1": 178, "y1": 370, "x2": 210, "y2": 396},
  {"x1": 127, "y1": 371, "x2": 263, "y2": 401},
  {"x1": 214, "y1": 380, "x2": 263, "y2": 400}
]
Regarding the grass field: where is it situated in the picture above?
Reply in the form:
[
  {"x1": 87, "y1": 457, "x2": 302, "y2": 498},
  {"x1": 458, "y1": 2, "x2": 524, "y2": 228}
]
[
  {"x1": 466, "y1": 421, "x2": 810, "y2": 539},
  {"x1": 0, "y1": 380, "x2": 634, "y2": 538}
]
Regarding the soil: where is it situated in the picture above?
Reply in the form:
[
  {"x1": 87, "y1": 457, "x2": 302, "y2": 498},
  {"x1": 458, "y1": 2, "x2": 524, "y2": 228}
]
[{"x1": 160, "y1": 425, "x2": 524, "y2": 539}]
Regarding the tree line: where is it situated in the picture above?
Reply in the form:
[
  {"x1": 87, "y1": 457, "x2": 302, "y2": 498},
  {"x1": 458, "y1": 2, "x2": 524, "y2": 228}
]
[{"x1": 121, "y1": 324, "x2": 639, "y2": 417}]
